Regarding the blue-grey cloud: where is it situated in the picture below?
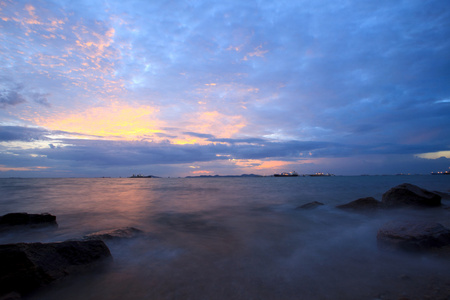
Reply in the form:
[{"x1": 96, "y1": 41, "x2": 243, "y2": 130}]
[
  {"x1": 31, "y1": 92, "x2": 51, "y2": 107},
  {"x1": 0, "y1": 91, "x2": 26, "y2": 109},
  {"x1": 183, "y1": 132, "x2": 216, "y2": 139},
  {"x1": 0, "y1": 126, "x2": 49, "y2": 141}
]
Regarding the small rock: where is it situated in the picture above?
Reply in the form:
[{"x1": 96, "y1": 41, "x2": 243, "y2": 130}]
[
  {"x1": 0, "y1": 213, "x2": 57, "y2": 227},
  {"x1": 377, "y1": 221, "x2": 450, "y2": 252},
  {"x1": 83, "y1": 227, "x2": 144, "y2": 241},
  {"x1": 0, "y1": 292, "x2": 21, "y2": 300},
  {"x1": 296, "y1": 201, "x2": 324, "y2": 209},
  {"x1": 382, "y1": 183, "x2": 441, "y2": 208},
  {"x1": 336, "y1": 197, "x2": 382, "y2": 211},
  {"x1": 0, "y1": 240, "x2": 111, "y2": 297}
]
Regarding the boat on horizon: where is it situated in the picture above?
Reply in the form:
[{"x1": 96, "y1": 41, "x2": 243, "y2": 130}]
[
  {"x1": 431, "y1": 169, "x2": 450, "y2": 175},
  {"x1": 309, "y1": 172, "x2": 334, "y2": 177},
  {"x1": 274, "y1": 171, "x2": 299, "y2": 177}
]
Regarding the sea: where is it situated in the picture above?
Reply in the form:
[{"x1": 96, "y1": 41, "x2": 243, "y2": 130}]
[{"x1": 1, "y1": 175, "x2": 450, "y2": 300}]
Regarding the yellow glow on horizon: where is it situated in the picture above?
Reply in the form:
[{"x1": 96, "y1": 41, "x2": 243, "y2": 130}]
[
  {"x1": 191, "y1": 170, "x2": 212, "y2": 174},
  {"x1": 36, "y1": 103, "x2": 164, "y2": 140},
  {"x1": 0, "y1": 165, "x2": 50, "y2": 172},
  {"x1": 172, "y1": 138, "x2": 202, "y2": 145},
  {"x1": 417, "y1": 151, "x2": 450, "y2": 159}
]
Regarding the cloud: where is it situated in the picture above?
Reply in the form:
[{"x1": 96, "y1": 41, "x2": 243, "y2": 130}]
[
  {"x1": 183, "y1": 132, "x2": 216, "y2": 139},
  {"x1": 0, "y1": 91, "x2": 26, "y2": 108},
  {"x1": 33, "y1": 103, "x2": 164, "y2": 140},
  {"x1": 0, "y1": 126, "x2": 49, "y2": 141},
  {"x1": 31, "y1": 92, "x2": 51, "y2": 107},
  {"x1": 0, "y1": 165, "x2": 49, "y2": 172},
  {"x1": 1, "y1": 0, "x2": 449, "y2": 176}
]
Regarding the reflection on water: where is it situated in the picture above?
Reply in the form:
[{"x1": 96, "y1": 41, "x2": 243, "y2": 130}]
[{"x1": 0, "y1": 176, "x2": 450, "y2": 299}]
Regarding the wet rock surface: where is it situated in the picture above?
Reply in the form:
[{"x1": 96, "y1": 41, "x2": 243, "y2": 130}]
[
  {"x1": 0, "y1": 213, "x2": 57, "y2": 228},
  {"x1": 336, "y1": 197, "x2": 382, "y2": 211},
  {"x1": 296, "y1": 201, "x2": 324, "y2": 209},
  {"x1": 83, "y1": 227, "x2": 144, "y2": 241},
  {"x1": 0, "y1": 240, "x2": 111, "y2": 297},
  {"x1": 377, "y1": 221, "x2": 450, "y2": 252},
  {"x1": 382, "y1": 183, "x2": 441, "y2": 208}
]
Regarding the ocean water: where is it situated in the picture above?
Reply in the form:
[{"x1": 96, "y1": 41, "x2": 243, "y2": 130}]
[{"x1": 1, "y1": 176, "x2": 450, "y2": 300}]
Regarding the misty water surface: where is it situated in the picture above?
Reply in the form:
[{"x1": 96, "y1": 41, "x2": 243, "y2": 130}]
[{"x1": 1, "y1": 176, "x2": 450, "y2": 299}]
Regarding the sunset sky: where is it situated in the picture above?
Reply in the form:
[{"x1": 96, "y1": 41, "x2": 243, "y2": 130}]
[{"x1": 1, "y1": 0, "x2": 449, "y2": 177}]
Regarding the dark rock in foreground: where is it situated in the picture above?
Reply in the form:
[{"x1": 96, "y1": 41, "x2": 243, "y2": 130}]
[
  {"x1": 296, "y1": 201, "x2": 324, "y2": 210},
  {"x1": 377, "y1": 221, "x2": 450, "y2": 252},
  {"x1": 382, "y1": 183, "x2": 441, "y2": 208},
  {"x1": 0, "y1": 292, "x2": 21, "y2": 300},
  {"x1": 0, "y1": 213, "x2": 57, "y2": 227},
  {"x1": 337, "y1": 197, "x2": 382, "y2": 211},
  {"x1": 0, "y1": 240, "x2": 111, "y2": 297},
  {"x1": 83, "y1": 227, "x2": 144, "y2": 241}
]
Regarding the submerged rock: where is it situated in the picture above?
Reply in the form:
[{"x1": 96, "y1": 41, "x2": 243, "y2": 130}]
[
  {"x1": 83, "y1": 227, "x2": 144, "y2": 241},
  {"x1": 382, "y1": 183, "x2": 441, "y2": 208},
  {"x1": 0, "y1": 240, "x2": 111, "y2": 297},
  {"x1": 377, "y1": 221, "x2": 450, "y2": 252},
  {"x1": 296, "y1": 201, "x2": 324, "y2": 210},
  {"x1": 336, "y1": 197, "x2": 382, "y2": 211},
  {"x1": 0, "y1": 213, "x2": 57, "y2": 227}
]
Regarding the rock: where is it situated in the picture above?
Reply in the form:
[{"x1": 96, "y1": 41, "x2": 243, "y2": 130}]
[
  {"x1": 434, "y1": 191, "x2": 450, "y2": 200},
  {"x1": 296, "y1": 201, "x2": 324, "y2": 209},
  {"x1": 83, "y1": 227, "x2": 144, "y2": 241},
  {"x1": 382, "y1": 183, "x2": 441, "y2": 208},
  {"x1": 0, "y1": 213, "x2": 57, "y2": 227},
  {"x1": 377, "y1": 221, "x2": 450, "y2": 252},
  {"x1": 0, "y1": 240, "x2": 111, "y2": 297},
  {"x1": 0, "y1": 292, "x2": 21, "y2": 300},
  {"x1": 336, "y1": 197, "x2": 382, "y2": 211}
]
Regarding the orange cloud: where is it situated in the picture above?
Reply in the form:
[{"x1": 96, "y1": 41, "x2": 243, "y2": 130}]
[
  {"x1": 35, "y1": 103, "x2": 164, "y2": 140},
  {"x1": 24, "y1": 4, "x2": 41, "y2": 25},
  {"x1": 243, "y1": 45, "x2": 268, "y2": 61},
  {"x1": 191, "y1": 170, "x2": 212, "y2": 174},
  {"x1": 226, "y1": 45, "x2": 242, "y2": 52},
  {"x1": 172, "y1": 110, "x2": 246, "y2": 145},
  {"x1": 195, "y1": 111, "x2": 245, "y2": 137}
]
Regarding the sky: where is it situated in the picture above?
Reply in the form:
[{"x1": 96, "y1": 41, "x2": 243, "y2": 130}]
[{"x1": 0, "y1": 0, "x2": 450, "y2": 177}]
